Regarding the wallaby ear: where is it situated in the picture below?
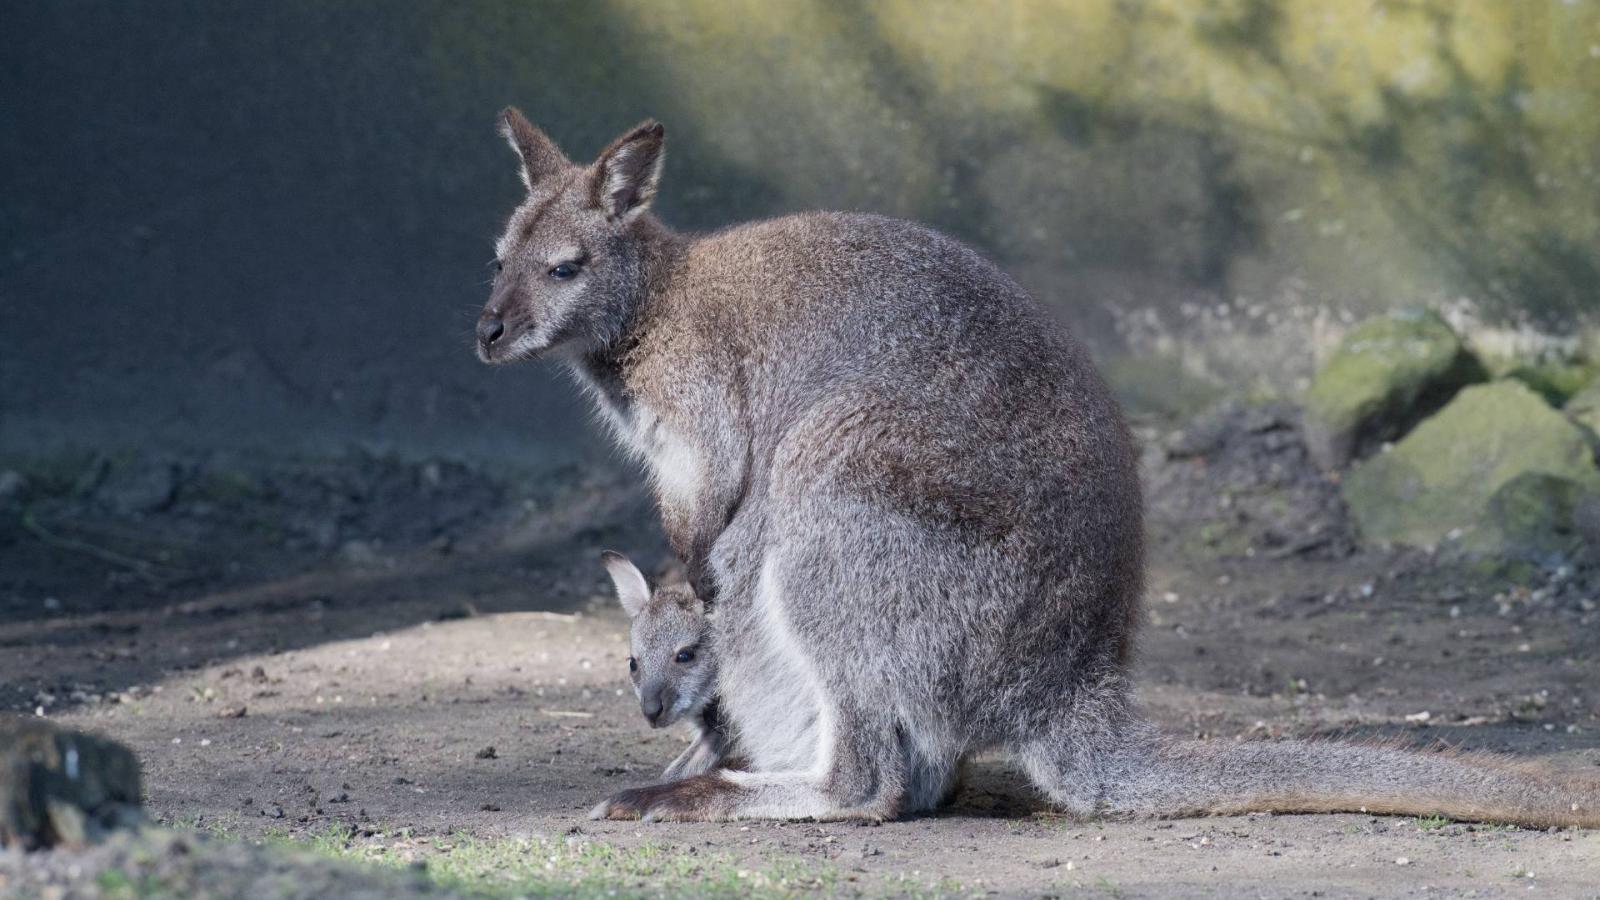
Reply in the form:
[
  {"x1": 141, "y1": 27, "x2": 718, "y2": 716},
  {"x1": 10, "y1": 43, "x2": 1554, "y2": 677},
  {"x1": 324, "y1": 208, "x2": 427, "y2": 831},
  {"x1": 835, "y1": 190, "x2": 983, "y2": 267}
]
[
  {"x1": 499, "y1": 106, "x2": 571, "y2": 192},
  {"x1": 589, "y1": 120, "x2": 665, "y2": 221},
  {"x1": 601, "y1": 550, "x2": 651, "y2": 618}
]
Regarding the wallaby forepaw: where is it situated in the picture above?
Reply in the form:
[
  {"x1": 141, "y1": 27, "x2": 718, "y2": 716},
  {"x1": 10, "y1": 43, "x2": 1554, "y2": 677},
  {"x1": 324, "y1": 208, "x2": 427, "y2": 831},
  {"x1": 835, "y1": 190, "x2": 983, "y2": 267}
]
[{"x1": 661, "y1": 743, "x2": 723, "y2": 781}]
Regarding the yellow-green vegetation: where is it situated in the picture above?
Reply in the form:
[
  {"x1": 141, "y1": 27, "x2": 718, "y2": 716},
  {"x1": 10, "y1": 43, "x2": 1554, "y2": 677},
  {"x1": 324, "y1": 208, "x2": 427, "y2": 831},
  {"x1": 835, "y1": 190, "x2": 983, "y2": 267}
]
[
  {"x1": 45, "y1": 824, "x2": 857, "y2": 900},
  {"x1": 1341, "y1": 380, "x2": 1600, "y2": 556},
  {"x1": 428, "y1": 0, "x2": 1600, "y2": 329},
  {"x1": 1301, "y1": 308, "x2": 1483, "y2": 468},
  {"x1": 1414, "y1": 815, "x2": 1451, "y2": 832},
  {"x1": 281, "y1": 825, "x2": 845, "y2": 899}
]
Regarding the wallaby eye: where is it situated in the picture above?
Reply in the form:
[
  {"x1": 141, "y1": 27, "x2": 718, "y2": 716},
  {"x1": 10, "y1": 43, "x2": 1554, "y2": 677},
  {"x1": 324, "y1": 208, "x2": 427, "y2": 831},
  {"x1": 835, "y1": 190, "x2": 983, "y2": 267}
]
[
  {"x1": 674, "y1": 648, "x2": 695, "y2": 664},
  {"x1": 548, "y1": 262, "x2": 580, "y2": 280},
  {"x1": 492, "y1": 259, "x2": 503, "y2": 273},
  {"x1": 627, "y1": 657, "x2": 638, "y2": 673}
]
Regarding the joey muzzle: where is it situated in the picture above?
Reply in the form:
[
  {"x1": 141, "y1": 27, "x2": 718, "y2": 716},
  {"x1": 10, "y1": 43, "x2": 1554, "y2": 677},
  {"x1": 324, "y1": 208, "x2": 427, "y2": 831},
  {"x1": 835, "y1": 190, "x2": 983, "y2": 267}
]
[{"x1": 639, "y1": 682, "x2": 676, "y2": 727}]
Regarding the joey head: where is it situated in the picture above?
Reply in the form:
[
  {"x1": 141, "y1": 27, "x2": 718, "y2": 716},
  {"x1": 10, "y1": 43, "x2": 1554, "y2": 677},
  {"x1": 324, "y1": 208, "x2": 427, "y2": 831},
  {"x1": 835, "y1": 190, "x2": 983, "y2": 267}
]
[{"x1": 601, "y1": 551, "x2": 728, "y2": 780}]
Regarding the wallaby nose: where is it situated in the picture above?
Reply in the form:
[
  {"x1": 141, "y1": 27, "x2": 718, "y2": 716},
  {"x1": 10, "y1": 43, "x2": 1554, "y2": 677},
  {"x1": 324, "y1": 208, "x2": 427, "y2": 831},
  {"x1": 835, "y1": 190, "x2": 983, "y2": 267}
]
[
  {"x1": 477, "y1": 316, "x2": 505, "y2": 347},
  {"x1": 641, "y1": 695, "x2": 664, "y2": 726}
]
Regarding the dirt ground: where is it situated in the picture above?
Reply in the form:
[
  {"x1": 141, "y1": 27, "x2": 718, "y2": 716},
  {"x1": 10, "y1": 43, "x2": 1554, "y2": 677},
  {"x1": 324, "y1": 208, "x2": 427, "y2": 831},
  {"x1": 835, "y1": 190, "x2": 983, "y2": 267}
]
[{"x1": 2, "y1": 405, "x2": 1598, "y2": 897}]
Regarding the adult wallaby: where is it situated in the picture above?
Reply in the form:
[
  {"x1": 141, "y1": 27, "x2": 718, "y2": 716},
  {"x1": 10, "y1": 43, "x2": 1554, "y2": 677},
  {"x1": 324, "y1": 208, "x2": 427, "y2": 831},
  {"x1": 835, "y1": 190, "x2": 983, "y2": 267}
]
[
  {"x1": 478, "y1": 108, "x2": 1599, "y2": 826},
  {"x1": 602, "y1": 550, "x2": 731, "y2": 780}
]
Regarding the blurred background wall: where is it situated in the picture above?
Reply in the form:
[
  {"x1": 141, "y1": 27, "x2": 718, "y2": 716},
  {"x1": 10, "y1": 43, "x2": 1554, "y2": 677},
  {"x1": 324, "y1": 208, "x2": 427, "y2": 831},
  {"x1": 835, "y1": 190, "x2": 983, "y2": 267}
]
[{"x1": 5, "y1": 0, "x2": 1597, "y2": 468}]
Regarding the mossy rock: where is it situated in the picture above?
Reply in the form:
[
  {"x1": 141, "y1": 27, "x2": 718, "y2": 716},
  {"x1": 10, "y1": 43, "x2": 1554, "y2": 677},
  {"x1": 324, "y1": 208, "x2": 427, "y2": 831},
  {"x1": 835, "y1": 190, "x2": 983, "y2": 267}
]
[
  {"x1": 0, "y1": 716, "x2": 143, "y2": 850},
  {"x1": 1565, "y1": 376, "x2": 1600, "y2": 439},
  {"x1": 1302, "y1": 308, "x2": 1484, "y2": 470},
  {"x1": 1342, "y1": 381, "x2": 1600, "y2": 559},
  {"x1": 1486, "y1": 472, "x2": 1600, "y2": 563},
  {"x1": 1506, "y1": 362, "x2": 1600, "y2": 407}
]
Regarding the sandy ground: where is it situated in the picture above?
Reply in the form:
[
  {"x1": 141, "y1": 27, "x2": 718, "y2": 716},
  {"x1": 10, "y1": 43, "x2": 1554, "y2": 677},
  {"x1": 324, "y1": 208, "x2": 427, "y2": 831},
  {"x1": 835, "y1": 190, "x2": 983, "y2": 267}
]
[{"x1": 3, "y1": 413, "x2": 1599, "y2": 897}]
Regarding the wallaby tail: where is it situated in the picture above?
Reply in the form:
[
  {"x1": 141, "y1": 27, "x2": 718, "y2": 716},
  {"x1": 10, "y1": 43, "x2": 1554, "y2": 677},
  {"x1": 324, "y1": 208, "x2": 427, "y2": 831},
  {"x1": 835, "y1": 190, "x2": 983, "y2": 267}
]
[{"x1": 1102, "y1": 735, "x2": 1600, "y2": 828}]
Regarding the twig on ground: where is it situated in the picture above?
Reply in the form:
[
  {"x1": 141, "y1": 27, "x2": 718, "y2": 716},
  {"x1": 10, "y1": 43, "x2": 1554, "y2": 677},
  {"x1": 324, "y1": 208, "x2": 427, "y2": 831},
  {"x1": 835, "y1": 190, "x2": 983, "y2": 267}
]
[{"x1": 20, "y1": 510, "x2": 190, "y2": 586}]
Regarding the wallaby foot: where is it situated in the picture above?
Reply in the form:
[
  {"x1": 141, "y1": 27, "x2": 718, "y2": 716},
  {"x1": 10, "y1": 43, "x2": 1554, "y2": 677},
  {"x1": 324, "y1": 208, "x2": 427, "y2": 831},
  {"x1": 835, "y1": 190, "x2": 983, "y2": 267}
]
[
  {"x1": 590, "y1": 771, "x2": 899, "y2": 823},
  {"x1": 591, "y1": 774, "x2": 739, "y2": 822}
]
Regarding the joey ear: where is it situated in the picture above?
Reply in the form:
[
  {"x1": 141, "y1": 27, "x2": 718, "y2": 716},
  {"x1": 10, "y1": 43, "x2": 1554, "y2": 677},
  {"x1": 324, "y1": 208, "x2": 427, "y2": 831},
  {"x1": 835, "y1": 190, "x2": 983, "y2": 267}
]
[
  {"x1": 499, "y1": 106, "x2": 571, "y2": 192},
  {"x1": 589, "y1": 120, "x2": 665, "y2": 221},
  {"x1": 601, "y1": 550, "x2": 651, "y2": 618}
]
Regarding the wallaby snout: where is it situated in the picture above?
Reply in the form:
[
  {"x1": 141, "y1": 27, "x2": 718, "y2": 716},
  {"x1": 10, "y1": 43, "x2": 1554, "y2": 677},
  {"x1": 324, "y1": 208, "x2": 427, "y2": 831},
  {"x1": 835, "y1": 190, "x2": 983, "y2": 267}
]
[
  {"x1": 475, "y1": 314, "x2": 505, "y2": 353},
  {"x1": 475, "y1": 283, "x2": 528, "y2": 363}
]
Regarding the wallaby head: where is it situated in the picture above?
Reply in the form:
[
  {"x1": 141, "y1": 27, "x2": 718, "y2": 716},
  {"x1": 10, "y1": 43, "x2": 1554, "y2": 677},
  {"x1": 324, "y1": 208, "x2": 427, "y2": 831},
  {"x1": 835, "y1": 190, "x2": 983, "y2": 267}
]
[
  {"x1": 478, "y1": 108, "x2": 669, "y2": 364},
  {"x1": 601, "y1": 551, "x2": 716, "y2": 730}
]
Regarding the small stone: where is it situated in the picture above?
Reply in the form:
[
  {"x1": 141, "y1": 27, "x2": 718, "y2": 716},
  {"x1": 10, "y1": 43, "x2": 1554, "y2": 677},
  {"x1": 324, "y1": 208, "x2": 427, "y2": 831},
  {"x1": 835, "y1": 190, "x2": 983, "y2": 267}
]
[
  {"x1": 96, "y1": 457, "x2": 179, "y2": 515},
  {"x1": 337, "y1": 540, "x2": 384, "y2": 568},
  {"x1": 0, "y1": 470, "x2": 27, "y2": 503},
  {"x1": 1395, "y1": 856, "x2": 1411, "y2": 866},
  {"x1": 475, "y1": 746, "x2": 498, "y2": 760}
]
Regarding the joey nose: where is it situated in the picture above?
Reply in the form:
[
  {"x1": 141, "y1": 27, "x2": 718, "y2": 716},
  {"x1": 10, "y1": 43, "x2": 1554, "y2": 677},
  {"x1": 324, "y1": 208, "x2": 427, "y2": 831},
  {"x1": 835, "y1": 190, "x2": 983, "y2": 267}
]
[
  {"x1": 477, "y1": 316, "x2": 505, "y2": 347},
  {"x1": 641, "y1": 695, "x2": 664, "y2": 726}
]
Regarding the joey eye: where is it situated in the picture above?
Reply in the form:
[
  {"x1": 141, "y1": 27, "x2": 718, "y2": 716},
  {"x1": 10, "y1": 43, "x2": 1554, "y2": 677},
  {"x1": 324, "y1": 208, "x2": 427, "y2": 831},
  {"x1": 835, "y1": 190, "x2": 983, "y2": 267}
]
[
  {"x1": 674, "y1": 649, "x2": 695, "y2": 664},
  {"x1": 493, "y1": 259, "x2": 503, "y2": 273},
  {"x1": 627, "y1": 657, "x2": 638, "y2": 673},
  {"x1": 548, "y1": 262, "x2": 580, "y2": 280}
]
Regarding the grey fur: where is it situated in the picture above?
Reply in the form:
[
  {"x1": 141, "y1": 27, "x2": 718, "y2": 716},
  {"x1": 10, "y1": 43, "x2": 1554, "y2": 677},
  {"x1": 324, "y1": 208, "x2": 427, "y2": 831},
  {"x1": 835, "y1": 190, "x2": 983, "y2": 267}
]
[
  {"x1": 482, "y1": 109, "x2": 1600, "y2": 827},
  {"x1": 601, "y1": 551, "x2": 729, "y2": 780}
]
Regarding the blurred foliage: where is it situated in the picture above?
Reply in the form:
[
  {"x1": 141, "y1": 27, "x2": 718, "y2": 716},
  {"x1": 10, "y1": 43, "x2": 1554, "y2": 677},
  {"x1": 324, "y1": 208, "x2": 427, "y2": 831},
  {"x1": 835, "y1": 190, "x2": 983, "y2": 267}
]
[
  {"x1": 426, "y1": 0, "x2": 1599, "y2": 327},
  {"x1": 7, "y1": 1, "x2": 1598, "y2": 457}
]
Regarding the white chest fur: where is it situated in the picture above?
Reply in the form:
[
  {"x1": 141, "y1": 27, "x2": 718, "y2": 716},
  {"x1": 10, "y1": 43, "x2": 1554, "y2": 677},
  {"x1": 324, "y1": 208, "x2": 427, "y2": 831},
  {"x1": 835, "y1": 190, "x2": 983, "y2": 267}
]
[{"x1": 613, "y1": 402, "x2": 705, "y2": 511}]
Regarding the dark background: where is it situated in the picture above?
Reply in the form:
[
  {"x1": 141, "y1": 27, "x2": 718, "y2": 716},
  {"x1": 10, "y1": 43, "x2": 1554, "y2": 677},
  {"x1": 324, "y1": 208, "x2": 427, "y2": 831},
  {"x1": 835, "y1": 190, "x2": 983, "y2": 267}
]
[{"x1": 4, "y1": 1, "x2": 1596, "y2": 469}]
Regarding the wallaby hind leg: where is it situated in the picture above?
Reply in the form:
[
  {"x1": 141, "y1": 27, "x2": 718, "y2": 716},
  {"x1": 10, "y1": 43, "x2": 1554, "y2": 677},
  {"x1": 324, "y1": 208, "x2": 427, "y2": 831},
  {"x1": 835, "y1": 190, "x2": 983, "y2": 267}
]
[{"x1": 1012, "y1": 670, "x2": 1153, "y2": 819}]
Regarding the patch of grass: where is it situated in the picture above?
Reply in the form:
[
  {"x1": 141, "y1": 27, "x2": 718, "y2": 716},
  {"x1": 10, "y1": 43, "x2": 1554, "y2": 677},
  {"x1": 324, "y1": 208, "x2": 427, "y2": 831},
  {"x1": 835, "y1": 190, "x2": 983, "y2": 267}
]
[
  {"x1": 276, "y1": 824, "x2": 845, "y2": 899},
  {"x1": 1414, "y1": 815, "x2": 1449, "y2": 832},
  {"x1": 1091, "y1": 874, "x2": 1125, "y2": 898}
]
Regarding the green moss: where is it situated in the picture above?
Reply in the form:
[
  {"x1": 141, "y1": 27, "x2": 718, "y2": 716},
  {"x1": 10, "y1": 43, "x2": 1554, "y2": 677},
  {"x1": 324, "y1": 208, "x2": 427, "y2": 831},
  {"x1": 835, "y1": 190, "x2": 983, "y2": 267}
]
[
  {"x1": 1301, "y1": 308, "x2": 1484, "y2": 467},
  {"x1": 1341, "y1": 380, "x2": 1600, "y2": 555},
  {"x1": 1305, "y1": 309, "x2": 1470, "y2": 430},
  {"x1": 287, "y1": 826, "x2": 842, "y2": 899},
  {"x1": 1506, "y1": 362, "x2": 1600, "y2": 407},
  {"x1": 1559, "y1": 375, "x2": 1600, "y2": 439},
  {"x1": 1486, "y1": 472, "x2": 1599, "y2": 561}
]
